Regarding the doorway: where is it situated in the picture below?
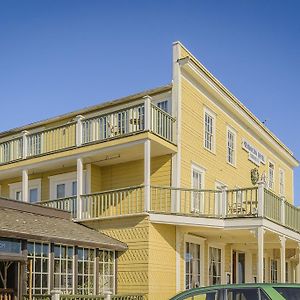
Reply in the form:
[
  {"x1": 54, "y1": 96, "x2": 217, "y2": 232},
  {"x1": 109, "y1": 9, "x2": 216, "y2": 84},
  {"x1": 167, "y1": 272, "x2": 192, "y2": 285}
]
[
  {"x1": 0, "y1": 261, "x2": 19, "y2": 300},
  {"x1": 232, "y1": 251, "x2": 245, "y2": 284}
]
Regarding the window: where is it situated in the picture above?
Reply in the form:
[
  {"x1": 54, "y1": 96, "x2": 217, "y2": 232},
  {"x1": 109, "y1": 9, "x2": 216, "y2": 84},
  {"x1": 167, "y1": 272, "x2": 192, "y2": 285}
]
[
  {"x1": 180, "y1": 291, "x2": 218, "y2": 300},
  {"x1": 9, "y1": 179, "x2": 41, "y2": 202},
  {"x1": 227, "y1": 128, "x2": 236, "y2": 166},
  {"x1": 56, "y1": 184, "x2": 66, "y2": 199},
  {"x1": 78, "y1": 248, "x2": 95, "y2": 295},
  {"x1": 285, "y1": 261, "x2": 289, "y2": 283},
  {"x1": 157, "y1": 100, "x2": 168, "y2": 112},
  {"x1": 270, "y1": 259, "x2": 278, "y2": 283},
  {"x1": 225, "y1": 288, "x2": 268, "y2": 300},
  {"x1": 54, "y1": 245, "x2": 74, "y2": 293},
  {"x1": 279, "y1": 169, "x2": 285, "y2": 196},
  {"x1": 209, "y1": 247, "x2": 222, "y2": 285},
  {"x1": 27, "y1": 242, "x2": 50, "y2": 294},
  {"x1": 268, "y1": 161, "x2": 275, "y2": 190},
  {"x1": 99, "y1": 250, "x2": 115, "y2": 294},
  {"x1": 191, "y1": 165, "x2": 205, "y2": 213},
  {"x1": 204, "y1": 109, "x2": 215, "y2": 152},
  {"x1": 185, "y1": 242, "x2": 201, "y2": 290},
  {"x1": 30, "y1": 188, "x2": 38, "y2": 203}
]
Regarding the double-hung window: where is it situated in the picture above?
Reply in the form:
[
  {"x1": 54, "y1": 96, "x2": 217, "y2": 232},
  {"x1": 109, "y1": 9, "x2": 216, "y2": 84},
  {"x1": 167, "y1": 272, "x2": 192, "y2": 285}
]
[
  {"x1": 270, "y1": 259, "x2": 278, "y2": 283},
  {"x1": 227, "y1": 127, "x2": 236, "y2": 166},
  {"x1": 209, "y1": 246, "x2": 222, "y2": 285},
  {"x1": 268, "y1": 161, "x2": 275, "y2": 190},
  {"x1": 191, "y1": 165, "x2": 205, "y2": 213},
  {"x1": 157, "y1": 100, "x2": 169, "y2": 113},
  {"x1": 279, "y1": 169, "x2": 285, "y2": 196},
  {"x1": 204, "y1": 109, "x2": 215, "y2": 152}
]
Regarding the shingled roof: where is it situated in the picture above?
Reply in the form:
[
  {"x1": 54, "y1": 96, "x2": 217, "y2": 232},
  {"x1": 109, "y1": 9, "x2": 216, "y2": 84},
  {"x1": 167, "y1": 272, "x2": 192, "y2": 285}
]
[{"x1": 0, "y1": 198, "x2": 127, "y2": 251}]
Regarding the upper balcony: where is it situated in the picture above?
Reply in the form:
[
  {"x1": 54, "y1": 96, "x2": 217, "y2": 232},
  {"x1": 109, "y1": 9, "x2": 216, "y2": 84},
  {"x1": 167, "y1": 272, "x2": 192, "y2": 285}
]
[
  {"x1": 40, "y1": 183, "x2": 300, "y2": 236},
  {"x1": 0, "y1": 96, "x2": 176, "y2": 167}
]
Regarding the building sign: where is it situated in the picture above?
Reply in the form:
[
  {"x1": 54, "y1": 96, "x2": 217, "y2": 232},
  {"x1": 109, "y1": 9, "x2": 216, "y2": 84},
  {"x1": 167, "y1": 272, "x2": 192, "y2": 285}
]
[
  {"x1": 242, "y1": 139, "x2": 266, "y2": 167},
  {"x1": 0, "y1": 238, "x2": 21, "y2": 254}
]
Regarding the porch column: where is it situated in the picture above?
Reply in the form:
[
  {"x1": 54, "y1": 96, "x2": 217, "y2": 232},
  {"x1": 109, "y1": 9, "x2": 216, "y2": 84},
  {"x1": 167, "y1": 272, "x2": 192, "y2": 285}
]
[
  {"x1": 257, "y1": 181, "x2": 265, "y2": 217},
  {"x1": 296, "y1": 243, "x2": 300, "y2": 283},
  {"x1": 280, "y1": 236, "x2": 286, "y2": 283},
  {"x1": 144, "y1": 140, "x2": 151, "y2": 212},
  {"x1": 22, "y1": 169, "x2": 29, "y2": 202},
  {"x1": 77, "y1": 158, "x2": 84, "y2": 219},
  {"x1": 257, "y1": 227, "x2": 264, "y2": 283},
  {"x1": 75, "y1": 115, "x2": 84, "y2": 147}
]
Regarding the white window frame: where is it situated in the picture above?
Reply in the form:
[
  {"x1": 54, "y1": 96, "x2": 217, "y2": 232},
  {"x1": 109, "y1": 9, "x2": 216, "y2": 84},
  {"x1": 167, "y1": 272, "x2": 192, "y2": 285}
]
[
  {"x1": 215, "y1": 181, "x2": 227, "y2": 216},
  {"x1": 49, "y1": 171, "x2": 86, "y2": 199},
  {"x1": 270, "y1": 258, "x2": 278, "y2": 283},
  {"x1": 226, "y1": 126, "x2": 236, "y2": 167},
  {"x1": 191, "y1": 163, "x2": 206, "y2": 213},
  {"x1": 208, "y1": 243, "x2": 225, "y2": 285},
  {"x1": 279, "y1": 168, "x2": 285, "y2": 196},
  {"x1": 268, "y1": 160, "x2": 275, "y2": 191},
  {"x1": 9, "y1": 179, "x2": 42, "y2": 203},
  {"x1": 203, "y1": 107, "x2": 216, "y2": 153},
  {"x1": 184, "y1": 234, "x2": 205, "y2": 289}
]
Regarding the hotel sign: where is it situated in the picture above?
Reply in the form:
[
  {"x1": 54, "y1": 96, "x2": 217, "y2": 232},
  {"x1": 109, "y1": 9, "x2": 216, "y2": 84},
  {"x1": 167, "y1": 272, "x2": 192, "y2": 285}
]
[{"x1": 242, "y1": 139, "x2": 266, "y2": 166}]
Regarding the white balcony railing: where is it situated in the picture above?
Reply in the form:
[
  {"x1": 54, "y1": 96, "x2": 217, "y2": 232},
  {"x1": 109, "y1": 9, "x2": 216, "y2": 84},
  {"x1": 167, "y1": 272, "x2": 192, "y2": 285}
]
[
  {"x1": 0, "y1": 101, "x2": 176, "y2": 165},
  {"x1": 41, "y1": 184, "x2": 300, "y2": 233}
]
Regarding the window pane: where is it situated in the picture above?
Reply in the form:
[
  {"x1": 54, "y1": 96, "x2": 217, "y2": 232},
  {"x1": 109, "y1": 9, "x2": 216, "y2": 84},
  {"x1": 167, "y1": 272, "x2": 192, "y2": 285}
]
[
  {"x1": 30, "y1": 188, "x2": 38, "y2": 203},
  {"x1": 72, "y1": 181, "x2": 77, "y2": 196},
  {"x1": 56, "y1": 184, "x2": 66, "y2": 198}
]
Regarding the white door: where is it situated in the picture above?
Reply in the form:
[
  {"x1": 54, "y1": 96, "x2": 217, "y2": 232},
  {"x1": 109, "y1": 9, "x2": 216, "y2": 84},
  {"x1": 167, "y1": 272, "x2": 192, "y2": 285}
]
[{"x1": 215, "y1": 182, "x2": 227, "y2": 216}]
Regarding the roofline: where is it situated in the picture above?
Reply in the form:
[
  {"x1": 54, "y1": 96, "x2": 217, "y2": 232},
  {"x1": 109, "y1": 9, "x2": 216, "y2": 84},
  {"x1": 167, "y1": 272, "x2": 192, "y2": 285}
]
[
  {"x1": 0, "y1": 84, "x2": 172, "y2": 139},
  {"x1": 173, "y1": 41, "x2": 299, "y2": 165}
]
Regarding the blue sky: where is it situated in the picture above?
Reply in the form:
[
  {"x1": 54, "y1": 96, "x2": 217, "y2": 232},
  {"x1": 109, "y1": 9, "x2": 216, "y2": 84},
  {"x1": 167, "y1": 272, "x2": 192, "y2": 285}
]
[{"x1": 0, "y1": 1, "x2": 300, "y2": 202}]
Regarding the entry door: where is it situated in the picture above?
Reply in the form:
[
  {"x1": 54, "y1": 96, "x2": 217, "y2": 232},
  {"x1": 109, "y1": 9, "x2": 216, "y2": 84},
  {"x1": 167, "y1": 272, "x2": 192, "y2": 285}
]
[{"x1": 232, "y1": 251, "x2": 245, "y2": 284}]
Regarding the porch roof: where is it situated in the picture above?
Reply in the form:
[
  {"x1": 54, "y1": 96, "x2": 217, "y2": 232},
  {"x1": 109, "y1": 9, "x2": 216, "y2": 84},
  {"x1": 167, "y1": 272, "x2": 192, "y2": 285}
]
[{"x1": 0, "y1": 198, "x2": 127, "y2": 251}]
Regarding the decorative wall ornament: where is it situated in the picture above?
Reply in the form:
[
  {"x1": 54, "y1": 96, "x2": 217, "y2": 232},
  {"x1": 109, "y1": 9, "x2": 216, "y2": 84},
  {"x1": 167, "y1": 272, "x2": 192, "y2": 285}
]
[{"x1": 251, "y1": 168, "x2": 260, "y2": 185}]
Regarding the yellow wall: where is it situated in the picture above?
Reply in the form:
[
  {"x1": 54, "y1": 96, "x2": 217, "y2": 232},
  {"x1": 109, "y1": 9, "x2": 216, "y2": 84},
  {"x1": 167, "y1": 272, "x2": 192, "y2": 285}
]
[{"x1": 180, "y1": 75, "x2": 294, "y2": 202}]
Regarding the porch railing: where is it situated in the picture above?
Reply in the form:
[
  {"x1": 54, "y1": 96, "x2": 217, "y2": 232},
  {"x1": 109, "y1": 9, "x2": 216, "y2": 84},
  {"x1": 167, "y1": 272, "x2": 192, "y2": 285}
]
[
  {"x1": 40, "y1": 184, "x2": 300, "y2": 234},
  {"x1": 0, "y1": 101, "x2": 176, "y2": 165},
  {"x1": 23, "y1": 295, "x2": 51, "y2": 300}
]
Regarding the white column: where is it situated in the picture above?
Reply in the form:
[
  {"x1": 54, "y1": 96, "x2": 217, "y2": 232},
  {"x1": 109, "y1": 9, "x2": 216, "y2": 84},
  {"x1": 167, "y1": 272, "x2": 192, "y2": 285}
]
[
  {"x1": 77, "y1": 158, "x2": 84, "y2": 219},
  {"x1": 175, "y1": 226, "x2": 181, "y2": 292},
  {"x1": 281, "y1": 196, "x2": 286, "y2": 225},
  {"x1": 296, "y1": 244, "x2": 300, "y2": 283},
  {"x1": 280, "y1": 236, "x2": 286, "y2": 283},
  {"x1": 257, "y1": 227, "x2": 265, "y2": 283},
  {"x1": 75, "y1": 115, "x2": 84, "y2": 147},
  {"x1": 22, "y1": 130, "x2": 29, "y2": 159},
  {"x1": 221, "y1": 187, "x2": 227, "y2": 218},
  {"x1": 22, "y1": 169, "x2": 29, "y2": 202},
  {"x1": 144, "y1": 140, "x2": 151, "y2": 211},
  {"x1": 143, "y1": 95, "x2": 152, "y2": 131},
  {"x1": 257, "y1": 181, "x2": 265, "y2": 217},
  {"x1": 86, "y1": 163, "x2": 91, "y2": 194}
]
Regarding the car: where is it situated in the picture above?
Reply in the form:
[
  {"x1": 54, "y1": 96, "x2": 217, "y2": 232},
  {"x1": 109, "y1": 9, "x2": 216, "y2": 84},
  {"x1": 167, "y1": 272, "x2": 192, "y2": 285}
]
[{"x1": 169, "y1": 283, "x2": 300, "y2": 300}]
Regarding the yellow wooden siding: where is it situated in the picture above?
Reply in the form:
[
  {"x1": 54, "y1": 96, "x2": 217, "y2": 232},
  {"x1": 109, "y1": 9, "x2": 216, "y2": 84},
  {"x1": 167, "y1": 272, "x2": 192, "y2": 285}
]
[
  {"x1": 86, "y1": 216, "x2": 150, "y2": 297},
  {"x1": 148, "y1": 223, "x2": 176, "y2": 299},
  {"x1": 180, "y1": 76, "x2": 294, "y2": 202}
]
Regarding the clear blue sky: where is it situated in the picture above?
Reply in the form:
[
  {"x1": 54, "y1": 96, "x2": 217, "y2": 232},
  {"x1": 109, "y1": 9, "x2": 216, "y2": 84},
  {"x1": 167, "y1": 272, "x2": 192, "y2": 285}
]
[{"x1": 1, "y1": 1, "x2": 300, "y2": 202}]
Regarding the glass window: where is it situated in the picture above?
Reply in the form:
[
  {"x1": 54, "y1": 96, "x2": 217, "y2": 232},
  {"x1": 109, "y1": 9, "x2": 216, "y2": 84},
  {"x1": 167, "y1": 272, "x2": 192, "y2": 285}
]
[
  {"x1": 54, "y1": 244, "x2": 74, "y2": 293},
  {"x1": 181, "y1": 291, "x2": 218, "y2": 300},
  {"x1": 274, "y1": 287, "x2": 300, "y2": 299},
  {"x1": 204, "y1": 111, "x2": 215, "y2": 152},
  {"x1": 27, "y1": 242, "x2": 50, "y2": 294},
  {"x1": 16, "y1": 191, "x2": 22, "y2": 201},
  {"x1": 30, "y1": 188, "x2": 38, "y2": 203},
  {"x1": 227, "y1": 129, "x2": 236, "y2": 165},
  {"x1": 77, "y1": 247, "x2": 95, "y2": 295},
  {"x1": 0, "y1": 238, "x2": 21, "y2": 253},
  {"x1": 279, "y1": 169, "x2": 285, "y2": 196},
  {"x1": 72, "y1": 181, "x2": 77, "y2": 196},
  {"x1": 56, "y1": 184, "x2": 66, "y2": 199},
  {"x1": 185, "y1": 242, "x2": 201, "y2": 289},
  {"x1": 209, "y1": 247, "x2": 221, "y2": 285},
  {"x1": 157, "y1": 100, "x2": 168, "y2": 112},
  {"x1": 285, "y1": 261, "x2": 289, "y2": 283},
  {"x1": 192, "y1": 167, "x2": 204, "y2": 213},
  {"x1": 270, "y1": 259, "x2": 278, "y2": 283},
  {"x1": 99, "y1": 250, "x2": 115, "y2": 294},
  {"x1": 268, "y1": 162, "x2": 275, "y2": 190},
  {"x1": 226, "y1": 288, "x2": 260, "y2": 300}
]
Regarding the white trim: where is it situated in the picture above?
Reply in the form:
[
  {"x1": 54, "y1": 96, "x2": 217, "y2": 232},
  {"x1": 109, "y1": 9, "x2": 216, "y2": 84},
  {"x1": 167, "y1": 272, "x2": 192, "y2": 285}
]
[
  {"x1": 268, "y1": 160, "x2": 276, "y2": 191},
  {"x1": 191, "y1": 163, "x2": 206, "y2": 213},
  {"x1": 279, "y1": 168, "x2": 285, "y2": 197},
  {"x1": 9, "y1": 178, "x2": 41, "y2": 202},
  {"x1": 183, "y1": 234, "x2": 206, "y2": 289},
  {"x1": 203, "y1": 107, "x2": 216, "y2": 154}
]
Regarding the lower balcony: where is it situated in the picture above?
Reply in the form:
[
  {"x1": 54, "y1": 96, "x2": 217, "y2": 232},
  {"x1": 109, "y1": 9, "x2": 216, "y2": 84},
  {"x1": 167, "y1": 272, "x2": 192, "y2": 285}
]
[{"x1": 40, "y1": 185, "x2": 300, "y2": 234}]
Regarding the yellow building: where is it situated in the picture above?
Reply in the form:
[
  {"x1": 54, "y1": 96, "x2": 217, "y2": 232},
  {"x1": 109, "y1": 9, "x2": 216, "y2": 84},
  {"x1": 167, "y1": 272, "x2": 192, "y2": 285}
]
[{"x1": 0, "y1": 42, "x2": 299, "y2": 299}]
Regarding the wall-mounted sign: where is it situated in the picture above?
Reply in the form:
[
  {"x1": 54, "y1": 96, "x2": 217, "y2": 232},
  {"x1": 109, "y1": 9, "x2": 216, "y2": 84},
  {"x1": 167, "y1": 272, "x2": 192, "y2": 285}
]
[{"x1": 242, "y1": 139, "x2": 266, "y2": 167}]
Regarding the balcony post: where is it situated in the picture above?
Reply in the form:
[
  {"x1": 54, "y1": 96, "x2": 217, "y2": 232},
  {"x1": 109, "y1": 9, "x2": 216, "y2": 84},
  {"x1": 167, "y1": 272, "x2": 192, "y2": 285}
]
[
  {"x1": 22, "y1": 169, "x2": 29, "y2": 202},
  {"x1": 296, "y1": 243, "x2": 300, "y2": 283},
  {"x1": 144, "y1": 140, "x2": 151, "y2": 212},
  {"x1": 77, "y1": 158, "x2": 83, "y2": 219},
  {"x1": 221, "y1": 187, "x2": 227, "y2": 218},
  {"x1": 257, "y1": 227, "x2": 265, "y2": 283},
  {"x1": 257, "y1": 181, "x2": 265, "y2": 218},
  {"x1": 22, "y1": 130, "x2": 29, "y2": 159},
  {"x1": 279, "y1": 236, "x2": 286, "y2": 283},
  {"x1": 281, "y1": 196, "x2": 286, "y2": 226},
  {"x1": 75, "y1": 115, "x2": 85, "y2": 147},
  {"x1": 143, "y1": 95, "x2": 152, "y2": 131}
]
